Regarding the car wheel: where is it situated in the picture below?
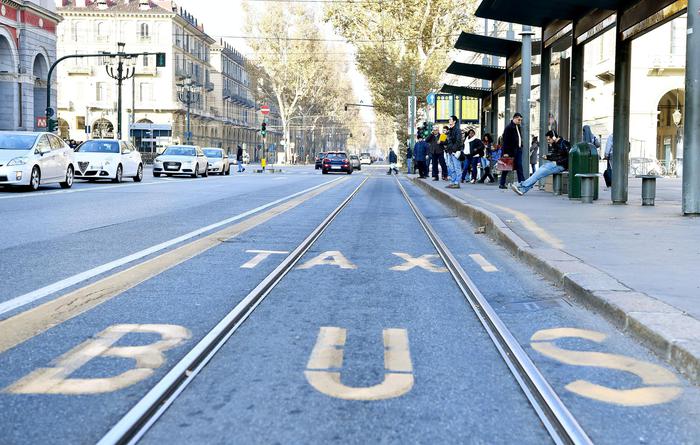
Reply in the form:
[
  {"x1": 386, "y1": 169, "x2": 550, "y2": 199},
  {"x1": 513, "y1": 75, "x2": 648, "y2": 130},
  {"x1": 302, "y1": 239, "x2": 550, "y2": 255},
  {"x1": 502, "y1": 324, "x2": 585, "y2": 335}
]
[
  {"x1": 192, "y1": 165, "x2": 199, "y2": 178},
  {"x1": 203, "y1": 165, "x2": 209, "y2": 177},
  {"x1": 112, "y1": 165, "x2": 123, "y2": 183},
  {"x1": 60, "y1": 166, "x2": 74, "y2": 189},
  {"x1": 133, "y1": 164, "x2": 143, "y2": 182},
  {"x1": 29, "y1": 166, "x2": 41, "y2": 191},
  {"x1": 154, "y1": 172, "x2": 161, "y2": 178},
  {"x1": 225, "y1": 166, "x2": 231, "y2": 176},
  {"x1": 347, "y1": 170, "x2": 352, "y2": 175},
  {"x1": 322, "y1": 170, "x2": 328, "y2": 174}
]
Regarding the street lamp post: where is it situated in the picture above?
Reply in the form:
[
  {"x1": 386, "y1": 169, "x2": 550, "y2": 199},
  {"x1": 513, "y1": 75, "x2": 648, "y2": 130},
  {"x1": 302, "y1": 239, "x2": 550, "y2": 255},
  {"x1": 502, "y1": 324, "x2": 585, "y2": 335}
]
[
  {"x1": 176, "y1": 77, "x2": 201, "y2": 144},
  {"x1": 105, "y1": 42, "x2": 136, "y2": 140}
]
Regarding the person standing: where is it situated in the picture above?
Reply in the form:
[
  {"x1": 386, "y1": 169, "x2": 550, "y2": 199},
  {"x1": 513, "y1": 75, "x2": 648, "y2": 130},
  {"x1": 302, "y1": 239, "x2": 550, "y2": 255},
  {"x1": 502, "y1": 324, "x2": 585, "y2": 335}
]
[
  {"x1": 499, "y1": 112, "x2": 525, "y2": 189},
  {"x1": 406, "y1": 144, "x2": 414, "y2": 174},
  {"x1": 465, "y1": 129, "x2": 485, "y2": 184},
  {"x1": 388, "y1": 147, "x2": 399, "y2": 175},
  {"x1": 511, "y1": 130, "x2": 571, "y2": 195},
  {"x1": 529, "y1": 136, "x2": 539, "y2": 175},
  {"x1": 478, "y1": 133, "x2": 496, "y2": 183},
  {"x1": 603, "y1": 134, "x2": 614, "y2": 189},
  {"x1": 426, "y1": 127, "x2": 448, "y2": 181},
  {"x1": 445, "y1": 115, "x2": 462, "y2": 189},
  {"x1": 236, "y1": 145, "x2": 245, "y2": 173},
  {"x1": 414, "y1": 134, "x2": 429, "y2": 178}
]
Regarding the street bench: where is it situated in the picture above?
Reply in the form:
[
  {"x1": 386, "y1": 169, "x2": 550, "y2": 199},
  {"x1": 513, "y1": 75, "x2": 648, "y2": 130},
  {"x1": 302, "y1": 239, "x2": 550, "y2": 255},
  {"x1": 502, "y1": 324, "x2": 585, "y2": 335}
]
[
  {"x1": 636, "y1": 175, "x2": 661, "y2": 206},
  {"x1": 575, "y1": 173, "x2": 601, "y2": 203}
]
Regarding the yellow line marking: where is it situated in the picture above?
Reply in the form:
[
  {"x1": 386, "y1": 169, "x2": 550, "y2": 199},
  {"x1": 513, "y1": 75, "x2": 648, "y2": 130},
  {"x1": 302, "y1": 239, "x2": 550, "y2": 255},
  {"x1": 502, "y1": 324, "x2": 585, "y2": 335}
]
[
  {"x1": 305, "y1": 327, "x2": 414, "y2": 401},
  {"x1": 469, "y1": 254, "x2": 498, "y2": 272},
  {"x1": 297, "y1": 251, "x2": 357, "y2": 270},
  {"x1": 0, "y1": 179, "x2": 346, "y2": 355},
  {"x1": 389, "y1": 253, "x2": 447, "y2": 273},
  {"x1": 531, "y1": 327, "x2": 682, "y2": 406},
  {"x1": 5, "y1": 324, "x2": 190, "y2": 395}
]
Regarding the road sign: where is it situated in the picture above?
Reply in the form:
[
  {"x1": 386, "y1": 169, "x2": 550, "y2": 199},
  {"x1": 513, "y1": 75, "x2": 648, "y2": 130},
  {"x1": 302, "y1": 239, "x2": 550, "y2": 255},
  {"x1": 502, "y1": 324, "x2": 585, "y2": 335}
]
[
  {"x1": 261, "y1": 105, "x2": 270, "y2": 115},
  {"x1": 426, "y1": 93, "x2": 436, "y2": 105},
  {"x1": 36, "y1": 117, "x2": 47, "y2": 128},
  {"x1": 45, "y1": 107, "x2": 55, "y2": 117}
]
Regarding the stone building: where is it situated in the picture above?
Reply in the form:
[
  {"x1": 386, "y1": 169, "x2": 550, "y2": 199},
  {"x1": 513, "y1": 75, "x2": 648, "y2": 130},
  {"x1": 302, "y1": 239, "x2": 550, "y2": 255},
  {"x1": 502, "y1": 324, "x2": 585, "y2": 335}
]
[{"x1": 0, "y1": 0, "x2": 61, "y2": 131}]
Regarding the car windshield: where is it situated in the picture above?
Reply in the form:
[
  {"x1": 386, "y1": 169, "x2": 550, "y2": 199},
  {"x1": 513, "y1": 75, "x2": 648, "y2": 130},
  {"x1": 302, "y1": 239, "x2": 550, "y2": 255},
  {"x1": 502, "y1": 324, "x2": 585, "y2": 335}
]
[
  {"x1": 203, "y1": 149, "x2": 223, "y2": 158},
  {"x1": 77, "y1": 140, "x2": 119, "y2": 153},
  {"x1": 0, "y1": 134, "x2": 37, "y2": 150},
  {"x1": 163, "y1": 147, "x2": 196, "y2": 156},
  {"x1": 326, "y1": 153, "x2": 347, "y2": 160},
  {"x1": 350, "y1": 155, "x2": 358, "y2": 160}
]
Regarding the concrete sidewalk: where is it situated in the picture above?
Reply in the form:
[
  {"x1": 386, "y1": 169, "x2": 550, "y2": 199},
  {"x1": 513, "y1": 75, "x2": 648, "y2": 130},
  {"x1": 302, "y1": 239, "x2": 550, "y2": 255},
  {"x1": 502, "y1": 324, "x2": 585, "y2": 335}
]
[{"x1": 411, "y1": 174, "x2": 700, "y2": 384}]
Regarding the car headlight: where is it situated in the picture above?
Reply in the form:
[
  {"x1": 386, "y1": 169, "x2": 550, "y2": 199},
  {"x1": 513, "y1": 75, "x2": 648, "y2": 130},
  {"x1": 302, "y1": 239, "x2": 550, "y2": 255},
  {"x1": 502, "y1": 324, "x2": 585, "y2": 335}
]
[
  {"x1": 7, "y1": 157, "x2": 27, "y2": 166},
  {"x1": 154, "y1": 157, "x2": 162, "y2": 163}
]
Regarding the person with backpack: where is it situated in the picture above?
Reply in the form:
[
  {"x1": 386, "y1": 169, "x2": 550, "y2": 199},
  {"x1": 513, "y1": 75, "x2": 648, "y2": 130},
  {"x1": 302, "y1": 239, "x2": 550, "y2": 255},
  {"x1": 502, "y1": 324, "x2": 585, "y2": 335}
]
[{"x1": 511, "y1": 130, "x2": 571, "y2": 195}]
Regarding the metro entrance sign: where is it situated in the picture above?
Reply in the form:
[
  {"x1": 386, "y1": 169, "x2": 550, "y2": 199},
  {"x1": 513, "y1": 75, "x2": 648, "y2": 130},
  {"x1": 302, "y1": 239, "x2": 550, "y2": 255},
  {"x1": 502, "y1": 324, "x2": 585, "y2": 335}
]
[
  {"x1": 260, "y1": 105, "x2": 270, "y2": 115},
  {"x1": 36, "y1": 117, "x2": 47, "y2": 128}
]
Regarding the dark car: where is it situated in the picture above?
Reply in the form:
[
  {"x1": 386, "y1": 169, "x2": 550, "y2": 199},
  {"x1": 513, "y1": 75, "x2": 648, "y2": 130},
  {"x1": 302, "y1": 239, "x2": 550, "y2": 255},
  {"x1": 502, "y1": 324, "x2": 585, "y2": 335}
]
[
  {"x1": 322, "y1": 152, "x2": 353, "y2": 175},
  {"x1": 315, "y1": 152, "x2": 327, "y2": 170}
]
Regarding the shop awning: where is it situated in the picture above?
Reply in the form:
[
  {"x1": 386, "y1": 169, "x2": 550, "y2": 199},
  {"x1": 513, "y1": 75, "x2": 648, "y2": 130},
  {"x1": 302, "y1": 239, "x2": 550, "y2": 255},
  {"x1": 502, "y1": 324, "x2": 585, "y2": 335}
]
[
  {"x1": 440, "y1": 85, "x2": 493, "y2": 99},
  {"x1": 454, "y1": 32, "x2": 521, "y2": 58},
  {"x1": 446, "y1": 62, "x2": 506, "y2": 81},
  {"x1": 474, "y1": 0, "x2": 630, "y2": 28}
]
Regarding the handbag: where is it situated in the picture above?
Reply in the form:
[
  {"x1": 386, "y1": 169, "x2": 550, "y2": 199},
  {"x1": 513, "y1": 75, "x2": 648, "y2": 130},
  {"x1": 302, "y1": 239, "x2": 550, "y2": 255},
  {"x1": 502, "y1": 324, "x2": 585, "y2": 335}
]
[
  {"x1": 496, "y1": 157, "x2": 514, "y2": 171},
  {"x1": 603, "y1": 161, "x2": 612, "y2": 187}
]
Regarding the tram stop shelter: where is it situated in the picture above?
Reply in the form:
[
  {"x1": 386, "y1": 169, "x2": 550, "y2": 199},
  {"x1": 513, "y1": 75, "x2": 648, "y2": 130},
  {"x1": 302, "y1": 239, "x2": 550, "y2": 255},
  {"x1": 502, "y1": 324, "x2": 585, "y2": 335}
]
[{"x1": 447, "y1": 0, "x2": 699, "y2": 215}]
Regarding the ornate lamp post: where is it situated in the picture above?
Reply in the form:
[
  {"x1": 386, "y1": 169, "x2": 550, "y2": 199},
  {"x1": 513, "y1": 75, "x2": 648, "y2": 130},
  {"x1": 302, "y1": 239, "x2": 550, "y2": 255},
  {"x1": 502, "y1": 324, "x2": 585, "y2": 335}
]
[
  {"x1": 105, "y1": 42, "x2": 136, "y2": 140},
  {"x1": 177, "y1": 76, "x2": 201, "y2": 144}
]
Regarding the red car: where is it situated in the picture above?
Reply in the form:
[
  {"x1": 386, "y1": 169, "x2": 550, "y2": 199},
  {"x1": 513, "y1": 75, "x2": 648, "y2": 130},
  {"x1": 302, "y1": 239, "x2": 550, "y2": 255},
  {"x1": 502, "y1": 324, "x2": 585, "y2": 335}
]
[{"x1": 321, "y1": 152, "x2": 353, "y2": 175}]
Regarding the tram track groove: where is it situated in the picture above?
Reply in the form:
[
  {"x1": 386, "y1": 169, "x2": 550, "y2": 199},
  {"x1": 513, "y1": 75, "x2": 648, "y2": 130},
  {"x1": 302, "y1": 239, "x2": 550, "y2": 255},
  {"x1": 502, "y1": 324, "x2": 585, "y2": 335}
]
[
  {"x1": 97, "y1": 177, "x2": 369, "y2": 445},
  {"x1": 394, "y1": 177, "x2": 592, "y2": 445}
]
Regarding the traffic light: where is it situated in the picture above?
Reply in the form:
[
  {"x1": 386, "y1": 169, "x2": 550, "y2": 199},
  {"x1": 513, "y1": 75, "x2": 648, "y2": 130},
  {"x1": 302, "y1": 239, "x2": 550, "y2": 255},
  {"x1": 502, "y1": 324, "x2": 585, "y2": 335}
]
[
  {"x1": 156, "y1": 53, "x2": 166, "y2": 67},
  {"x1": 261, "y1": 122, "x2": 267, "y2": 137},
  {"x1": 48, "y1": 118, "x2": 58, "y2": 133}
]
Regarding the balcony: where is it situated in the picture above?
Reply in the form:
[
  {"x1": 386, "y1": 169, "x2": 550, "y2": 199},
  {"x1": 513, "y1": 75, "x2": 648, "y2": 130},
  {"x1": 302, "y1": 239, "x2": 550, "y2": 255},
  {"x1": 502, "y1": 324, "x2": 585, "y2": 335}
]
[
  {"x1": 67, "y1": 65, "x2": 92, "y2": 75},
  {"x1": 205, "y1": 81, "x2": 215, "y2": 92},
  {"x1": 136, "y1": 66, "x2": 158, "y2": 76},
  {"x1": 648, "y1": 54, "x2": 686, "y2": 76}
]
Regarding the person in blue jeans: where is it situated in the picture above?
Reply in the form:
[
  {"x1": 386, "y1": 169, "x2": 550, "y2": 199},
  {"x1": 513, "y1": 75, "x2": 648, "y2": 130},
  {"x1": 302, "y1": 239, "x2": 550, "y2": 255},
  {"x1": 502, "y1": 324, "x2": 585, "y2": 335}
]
[{"x1": 511, "y1": 130, "x2": 571, "y2": 195}]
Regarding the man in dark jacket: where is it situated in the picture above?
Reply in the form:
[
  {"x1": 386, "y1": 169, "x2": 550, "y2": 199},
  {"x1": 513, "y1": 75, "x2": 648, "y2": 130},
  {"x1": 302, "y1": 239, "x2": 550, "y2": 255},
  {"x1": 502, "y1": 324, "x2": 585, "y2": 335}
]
[
  {"x1": 413, "y1": 134, "x2": 429, "y2": 178},
  {"x1": 445, "y1": 115, "x2": 462, "y2": 188},
  {"x1": 511, "y1": 130, "x2": 570, "y2": 195},
  {"x1": 236, "y1": 145, "x2": 245, "y2": 173},
  {"x1": 426, "y1": 127, "x2": 448, "y2": 181},
  {"x1": 387, "y1": 148, "x2": 398, "y2": 175},
  {"x1": 499, "y1": 112, "x2": 525, "y2": 189},
  {"x1": 406, "y1": 145, "x2": 413, "y2": 174}
]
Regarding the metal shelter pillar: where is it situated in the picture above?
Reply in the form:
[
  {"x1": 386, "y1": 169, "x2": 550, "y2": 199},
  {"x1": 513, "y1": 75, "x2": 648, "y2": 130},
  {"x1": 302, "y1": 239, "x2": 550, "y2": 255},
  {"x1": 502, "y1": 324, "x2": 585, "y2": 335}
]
[
  {"x1": 491, "y1": 91, "x2": 499, "y2": 137},
  {"x1": 683, "y1": 0, "x2": 700, "y2": 215},
  {"x1": 505, "y1": 71, "x2": 512, "y2": 125},
  {"x1": 520, "y1": 25, "x2": 534, "y2": 175},
  {"x1": 539, "y1": 36, "x2": 551, "y2": 162},
  {"x1": 569, "y1": 28, "x2": 584, "y2": 144},
  {"x1": 612, "y1": 16, "x2": 632, "y2": 204}
]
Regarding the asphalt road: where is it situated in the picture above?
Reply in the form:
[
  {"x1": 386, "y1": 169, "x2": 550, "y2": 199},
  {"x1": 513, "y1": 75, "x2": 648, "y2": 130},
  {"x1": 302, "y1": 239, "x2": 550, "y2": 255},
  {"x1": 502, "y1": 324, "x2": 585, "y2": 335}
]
[{"x1": 0, "y1": 166, "x2": 698, "y2": 444}]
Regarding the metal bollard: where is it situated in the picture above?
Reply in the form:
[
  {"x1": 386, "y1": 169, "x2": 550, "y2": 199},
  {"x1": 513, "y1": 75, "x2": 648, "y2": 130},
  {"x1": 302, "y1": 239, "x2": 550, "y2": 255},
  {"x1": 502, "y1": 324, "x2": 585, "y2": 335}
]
[
  {"x1": 552, "y1": 173, "x2": 563, "y2": 196},
  {"x1": 641, "y1": 177, "x2": 657, "y2": 206},
  {"x1": 580, "y1": 176, "x2": 595, "y2": 203}
]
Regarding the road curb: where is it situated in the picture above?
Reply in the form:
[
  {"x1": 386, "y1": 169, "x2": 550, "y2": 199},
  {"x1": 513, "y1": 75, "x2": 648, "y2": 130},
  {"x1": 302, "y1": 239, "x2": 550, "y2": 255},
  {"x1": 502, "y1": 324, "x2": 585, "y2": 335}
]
[{"x1": 410, "y1": 177, "x2": 700, "y2": 384}]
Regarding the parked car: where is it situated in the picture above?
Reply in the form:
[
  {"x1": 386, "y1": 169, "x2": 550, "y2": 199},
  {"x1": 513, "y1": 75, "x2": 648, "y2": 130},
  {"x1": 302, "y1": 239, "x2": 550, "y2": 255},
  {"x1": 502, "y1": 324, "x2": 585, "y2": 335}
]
[
  {"x1": 349, "y1": 154, "x2": 361, "y2": 170},
  {"x1": 203, "y1": 148, "x2": 230, "y2": 175},
  {"x1": 0, "y1": 131, "x2": 75, "y2": 191},
  {"x1": 153, "y1": 145, "x2": 209, "y2": 178},
  {"x1": 359, "y1": 153, "x2": 372, "y2": 165},
  {"x1": 322, "y1": 152, "x2": 353, "y2": 175},
  {"x1": 315, "y1": 152, "x2": 327, "y2": 170},
  {"x1": 74, "y1": 139, "x2": 143, "y2": 183}
]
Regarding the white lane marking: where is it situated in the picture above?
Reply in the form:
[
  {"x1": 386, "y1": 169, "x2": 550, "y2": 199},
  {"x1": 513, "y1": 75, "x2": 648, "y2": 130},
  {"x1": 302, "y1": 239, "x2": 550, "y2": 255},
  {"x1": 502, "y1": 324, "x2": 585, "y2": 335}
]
[
  {"x1": 240, "y1": 250, "x2": 289, "y2": 269},
  {"x1": 0, "y1": 178, "x2": 343, "y2": 317},
  {"x1": 469, "y1": 254, "x2": 498, "y2": 272}
]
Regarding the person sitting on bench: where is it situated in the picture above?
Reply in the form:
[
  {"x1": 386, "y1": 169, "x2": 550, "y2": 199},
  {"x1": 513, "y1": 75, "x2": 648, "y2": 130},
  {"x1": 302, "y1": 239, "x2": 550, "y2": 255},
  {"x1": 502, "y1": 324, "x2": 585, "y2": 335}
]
[{"x1": 511, "y1": 130, "x2": 571, "y2": 196}]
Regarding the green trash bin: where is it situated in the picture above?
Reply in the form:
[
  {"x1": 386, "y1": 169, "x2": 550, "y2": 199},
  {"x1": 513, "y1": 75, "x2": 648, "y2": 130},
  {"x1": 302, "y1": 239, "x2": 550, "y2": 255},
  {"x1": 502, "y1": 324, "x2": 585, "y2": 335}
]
[{"x1": 568, "y1": 142, "x2": 599, "y2": 200}]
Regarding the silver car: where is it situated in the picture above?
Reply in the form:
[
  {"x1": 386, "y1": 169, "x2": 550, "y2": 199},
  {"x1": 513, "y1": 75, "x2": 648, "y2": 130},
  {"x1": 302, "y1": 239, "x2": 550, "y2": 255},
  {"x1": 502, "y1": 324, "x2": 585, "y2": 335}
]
[
  {"x1": 153, "y1": 145, "x2": 209, "y2": 178},
  {"x1": 203, "y1": 148, "x2": 230, "y2": 175},
  {"x1": 0, "y1": 131, "x2": 75, "y2": 191}
]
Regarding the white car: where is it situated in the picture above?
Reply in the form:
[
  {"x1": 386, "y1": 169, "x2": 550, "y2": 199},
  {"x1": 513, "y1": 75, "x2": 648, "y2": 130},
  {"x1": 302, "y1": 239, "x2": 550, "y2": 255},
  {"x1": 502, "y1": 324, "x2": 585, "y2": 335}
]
[
  {"x1": 203, "y1": 148, "x2": 230, "y2": 175},
  {"x1": 0, "y1": 131, "x2": 75, "y2": 191},
  {"x1": 360, "y1": 153, "x2": 372, "y2": 165},
  {"x1": 153, "y1": 145, "x2": 209, "y2": 178},
  {"x1": 74, "y1": 139, "x2": 144, "y2": 183}
]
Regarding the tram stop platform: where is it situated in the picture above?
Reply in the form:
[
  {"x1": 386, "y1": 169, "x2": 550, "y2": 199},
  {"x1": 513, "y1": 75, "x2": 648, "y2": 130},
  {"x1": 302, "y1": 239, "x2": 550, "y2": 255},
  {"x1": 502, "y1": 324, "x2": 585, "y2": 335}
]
[{"x1": 411, "y1": 175, "x2": 700, "y2": 384}]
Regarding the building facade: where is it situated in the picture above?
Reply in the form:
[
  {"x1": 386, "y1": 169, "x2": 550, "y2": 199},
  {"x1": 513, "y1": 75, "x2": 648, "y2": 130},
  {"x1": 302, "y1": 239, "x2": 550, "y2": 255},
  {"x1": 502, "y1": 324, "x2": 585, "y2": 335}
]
[
  {"x1": 55, "y1": 0, "x2": 280, "y2": 161},
  {"x1": 0, "y1": 0, "x2": 61, "y2": 131}
]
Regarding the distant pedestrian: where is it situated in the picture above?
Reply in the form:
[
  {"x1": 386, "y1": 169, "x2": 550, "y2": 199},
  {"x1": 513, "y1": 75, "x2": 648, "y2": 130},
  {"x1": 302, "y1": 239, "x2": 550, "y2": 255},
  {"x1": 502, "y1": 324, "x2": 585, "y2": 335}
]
[
  {"x1": 406, "y1": 144, "x2": 413, "y2": 174},
  {"x1": 603, "y1": 134, "x2": 613, "y2": 188},
  {"x1": 426, "y1": 126, "x2": 448, "y2": 181},
  {"x1": 445, "y1": 115, "x2": 462, "y2": 189},
  {"x1": 511, "y1": 130, "x2": 571, "y2": 196},
  {"x1": 414, "y1": 134, "x2": 429, "y2": 178},
  {"x1": 583, "y1": 125, "x2": 600, "y2": 150},
  {"x1": 499, "y1": 112, "x2": 525, "y2": 189},
  {"x1": 478, "y1": 133, "x2": 496, "y2": 183},
  {"x1": 237, "y1": 145, "x2": 245, "y2": 173},
  {"x1": 529, "y1": 136, "x2": 539, "y2": 175},
  {"x1": 388, "y1": 147, "x2": 399, "y2": 175}
]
